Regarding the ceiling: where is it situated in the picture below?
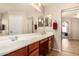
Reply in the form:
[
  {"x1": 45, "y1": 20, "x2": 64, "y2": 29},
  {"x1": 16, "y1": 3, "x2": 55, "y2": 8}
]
[
  {"x1": 0, "y1": 3, "x2": 79, "y2": 18},
  {"x1": 0, "y1": 3, "x2": 63, "y2": 12},
  {"x1": 0, "y1": 3, "x2": 41, "y2": 13},
  {"x1": 62, "y1": 7, "x2": 79, "y2": 19}
]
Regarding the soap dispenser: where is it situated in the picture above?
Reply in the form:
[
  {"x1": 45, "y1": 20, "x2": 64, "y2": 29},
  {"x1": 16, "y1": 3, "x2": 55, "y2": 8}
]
[{"x1": 34, "y1": 24, "x2": 37, "y2": 30}]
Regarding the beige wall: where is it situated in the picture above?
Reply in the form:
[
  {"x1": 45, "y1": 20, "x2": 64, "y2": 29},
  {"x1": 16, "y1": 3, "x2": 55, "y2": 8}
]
[{"x1": 71, "y1": 18, "x2": 79, "y2": 40}]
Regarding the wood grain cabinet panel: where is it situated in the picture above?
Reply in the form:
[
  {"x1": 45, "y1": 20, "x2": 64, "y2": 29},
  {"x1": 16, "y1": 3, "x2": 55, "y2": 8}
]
[
  {"x1": 40, "y1": 38, "x2": 49, "y2": 44},
  {"x1": 28, "y1": 42, "x2": 39, "y2": 56},
  {"x1": 51, "y1": 35, "x2": 54, "y2": 48},
  {"x1": 29, "y1": 42, "x2": 39, "y2": 53},
  {"x1": 48, "y1": 37, "x2": 52, "y2": 52},
  {"x1": 5, "y1": 47, "x2": 28, "y2": 56},
  {"x1": 29, "y1": 49, "x2": 39, "y2": 56},
  {"x1": 48, "y1": 35, "x2": 54, "y2": 52},
  {"x1": 39, "y1": 38, "x2": 49, "y2": 56}
]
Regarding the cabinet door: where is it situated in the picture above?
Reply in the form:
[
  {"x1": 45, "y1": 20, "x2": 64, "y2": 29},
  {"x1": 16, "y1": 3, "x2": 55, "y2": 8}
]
[
  {"x1": 49, "y1": 39, "x2": 52, "y2": 52},
  {"x1": 39, "y1": 38, "x2": 49, "y2": 56},
  {"x1": 51, "y1": 35, "x2": 54, "y2": 48},
  {"x1": 28, "y1": 42, "x2": 39, "y2": 56},
  {"x1": 29, "y1": 42, "x2": 39, "y2": 53},
  {"x1": 5, "y1": 47, "x2": 28, "y2": 56},
  {"x1": 29, "y1": 49, "x2": 39, "y2": 56}
]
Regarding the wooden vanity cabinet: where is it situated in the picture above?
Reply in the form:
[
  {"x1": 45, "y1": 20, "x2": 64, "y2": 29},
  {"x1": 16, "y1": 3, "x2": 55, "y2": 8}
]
[
  {"x1": 5, "y1": 46, "x2": 28, "y2": 56},
  {"x1": 48, "y1": 37, "x2": 52, "y2": 52},
  {"x1": 29, "y1": 49, "x2": 39, "y2": 56},
  {"x1": 28, "y1": 42, "x2": 39, "y2": 56},
  {"x1": 39, "y1": 38, "x2": 49, "y2": 56},
  {"x1": 51, "y1": 35, "x2": 54, "y2": 49},
  {"x1": 48, "y1": 35, "x2": 54, "y2": 52},
  {"x1": 4, "y1": 35, "x2": 54, "y2": 56}
]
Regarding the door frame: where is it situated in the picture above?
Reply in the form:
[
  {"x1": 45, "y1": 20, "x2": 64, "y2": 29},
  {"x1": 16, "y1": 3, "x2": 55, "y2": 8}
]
[{"x1": 61, "y1": 6, "x2": 79, "y2": 51}]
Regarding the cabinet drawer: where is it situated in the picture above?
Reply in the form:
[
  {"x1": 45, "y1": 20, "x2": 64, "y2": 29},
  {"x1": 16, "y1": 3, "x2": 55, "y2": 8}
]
[
  {"x1": 29, "y1": 49, "x2": 39, "y2": 56},
  {"x1": 29, "y1": 42, "x2": 39, "y2": 53},
  {"x1": 5, "y1": 47, "x2": 28, "y2": 56}
]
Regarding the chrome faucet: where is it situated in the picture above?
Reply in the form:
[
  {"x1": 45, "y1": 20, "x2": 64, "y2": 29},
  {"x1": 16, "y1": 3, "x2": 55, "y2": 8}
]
[
  {"x1": 9, "y1": 36, "x2": 18, "y2": 41},
  {"x1": 41, "y1": 27, "x2": 46, "y2": 35}
]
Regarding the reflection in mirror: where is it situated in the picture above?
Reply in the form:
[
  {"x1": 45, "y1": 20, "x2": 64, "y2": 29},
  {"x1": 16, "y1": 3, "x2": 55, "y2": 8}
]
[
  {"x1": 0, "y1": 3, "x2": 45, "y2": 36},
  {"x1": 8, "y1": 15, "x2": 23, "y2": 35},
  {"x1": 45, "y1": 17, "x2": 48, "y2": 26},
  {"x1": 45, "y1": 17, "x2": 52, "y2": 27},
  {"x1": 0, "y1": 13, "x2": 9, "y2": 36},
  {"x1": 38, "y1": 16, "x2": 52, "y2": 27},
  {"x1": 8, "y1": 14, "x2": 34, "y2": 35},
  {"x1": 38, "y1": 16, "x2": 44, "y2": 27},
  {"x1": 0, "y1": 12, "x2": 35, "y2": 36}
]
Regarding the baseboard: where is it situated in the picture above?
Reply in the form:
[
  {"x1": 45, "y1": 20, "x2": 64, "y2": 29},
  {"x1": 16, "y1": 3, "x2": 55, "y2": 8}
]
[
  {"x1": 69, "y1": 38, "x2": 79, "y2": 40},
  {"x1": 53, "y1": 48, "x2": 61, "y2": 52}
]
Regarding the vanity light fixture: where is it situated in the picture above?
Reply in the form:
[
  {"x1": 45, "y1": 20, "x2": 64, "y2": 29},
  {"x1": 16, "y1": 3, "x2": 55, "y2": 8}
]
[
  {"x1": 47, "y1": 14, "x2": 52, "y2": 19},
  {"x1": 38, "y1": 19, "x2": 42, "y2": 22}
]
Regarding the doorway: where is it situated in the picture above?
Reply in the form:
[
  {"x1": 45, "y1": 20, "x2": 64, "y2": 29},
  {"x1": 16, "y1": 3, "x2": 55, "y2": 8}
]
[
  {"x1": 62, "y1": 21, "x2": 69, "y2": 39},
  {"x1": 61, "y1": 7, "x2": 79, "y2": 55}
]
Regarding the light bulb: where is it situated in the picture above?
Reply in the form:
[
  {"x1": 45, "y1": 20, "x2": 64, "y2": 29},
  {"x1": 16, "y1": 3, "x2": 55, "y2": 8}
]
[{"x1": 76, "y1": 14, "x2": 79, "y2": 18}]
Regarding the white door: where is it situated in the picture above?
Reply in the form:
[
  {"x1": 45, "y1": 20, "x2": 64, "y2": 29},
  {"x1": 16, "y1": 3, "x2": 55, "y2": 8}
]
[
  {"x1": 27, "y1": 17, "x2": 33, "y2": 33},
  {"x1": 9, "y1": 15, "x2": 23, "y2": 35}
]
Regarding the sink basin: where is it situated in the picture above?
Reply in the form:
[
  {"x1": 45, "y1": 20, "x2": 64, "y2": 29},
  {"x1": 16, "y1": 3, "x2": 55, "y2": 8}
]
[
  {"x1": 0, "y1": 37, "x2": 29, "y2": 56},
  {"x1": 0, "y1": 33, "x2": 42, "y2": 56}
]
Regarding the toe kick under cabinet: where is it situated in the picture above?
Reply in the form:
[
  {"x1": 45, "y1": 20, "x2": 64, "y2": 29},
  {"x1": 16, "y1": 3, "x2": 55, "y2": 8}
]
[{"x1": 4, "y1": 35, "x2": 54, "y2": 56}]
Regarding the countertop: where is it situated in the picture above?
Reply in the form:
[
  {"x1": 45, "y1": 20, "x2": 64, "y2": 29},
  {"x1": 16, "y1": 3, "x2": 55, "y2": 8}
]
[{"x1": 0, "y1": 32, "x2": 54, "y2": 56}]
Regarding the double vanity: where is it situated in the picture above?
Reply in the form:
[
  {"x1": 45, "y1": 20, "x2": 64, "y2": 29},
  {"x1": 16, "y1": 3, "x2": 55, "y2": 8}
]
[{"x1": 0, "y1": 32, "x2": 54, "y2": 56}]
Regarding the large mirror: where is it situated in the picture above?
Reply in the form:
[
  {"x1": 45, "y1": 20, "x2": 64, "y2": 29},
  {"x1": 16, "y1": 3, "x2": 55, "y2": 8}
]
[
  {"x1": 38, "y1": 16, "x2": 44, "y2": 27},
  {"x1": 38, "y1": 16, "x2": 52, "y2": 27},
  {"x1": 0, "y1": 3, "x2": 52, "y2": 36},
  {"x1": 44, "y1": 17, "x2": 52, "y2": 27},
  {"x1": 0, "y1": 3, "x2": 45, "y2": 36},
  {"x1": 0, "y1": 12, "x2": 34, "y2": 36}
]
